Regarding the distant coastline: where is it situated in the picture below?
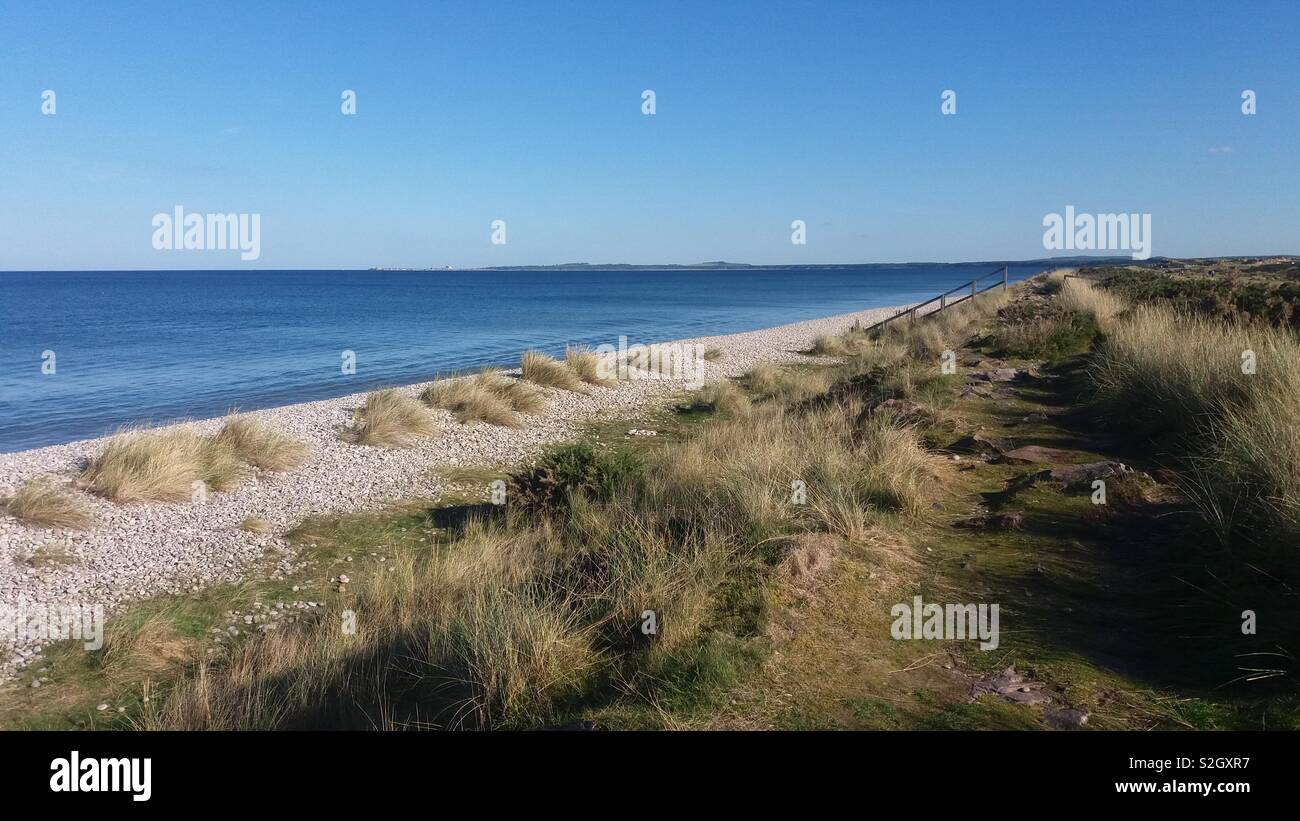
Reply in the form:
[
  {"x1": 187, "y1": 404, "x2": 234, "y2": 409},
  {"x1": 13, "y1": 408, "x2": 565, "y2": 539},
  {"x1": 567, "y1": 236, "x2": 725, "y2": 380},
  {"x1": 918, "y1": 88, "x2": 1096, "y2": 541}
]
[
  {"x1": 371, "y1": 254, "x2": 1297, "y2": 273},
  {"x1": 367, "y1": 255, "x2": 1156, "y2": 273}
]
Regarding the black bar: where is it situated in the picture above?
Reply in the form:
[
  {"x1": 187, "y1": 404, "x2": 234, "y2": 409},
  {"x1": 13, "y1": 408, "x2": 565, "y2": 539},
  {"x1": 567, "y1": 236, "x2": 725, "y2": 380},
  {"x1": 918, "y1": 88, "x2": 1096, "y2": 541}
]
[{"x1": 0, "y1": 730, "x2": 1282, "y2": 807}]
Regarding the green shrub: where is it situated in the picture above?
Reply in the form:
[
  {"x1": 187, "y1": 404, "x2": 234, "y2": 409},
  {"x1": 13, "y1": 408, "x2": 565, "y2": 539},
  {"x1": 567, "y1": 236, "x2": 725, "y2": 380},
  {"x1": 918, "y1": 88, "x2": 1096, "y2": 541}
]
[
  {"x1": 509, "y1": 441, "x2": 644, "y2": 513},
  {"x1": 992, "y1": 302, "x2": 1100, "y2": 359}
]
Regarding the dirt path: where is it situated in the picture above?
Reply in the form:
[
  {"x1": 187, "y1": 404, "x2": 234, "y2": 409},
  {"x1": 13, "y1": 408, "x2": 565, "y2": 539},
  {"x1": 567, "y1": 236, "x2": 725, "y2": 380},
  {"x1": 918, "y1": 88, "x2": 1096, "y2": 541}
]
[{"x1": 712, "y1": 351, "x2": 1292, "y2": 730}]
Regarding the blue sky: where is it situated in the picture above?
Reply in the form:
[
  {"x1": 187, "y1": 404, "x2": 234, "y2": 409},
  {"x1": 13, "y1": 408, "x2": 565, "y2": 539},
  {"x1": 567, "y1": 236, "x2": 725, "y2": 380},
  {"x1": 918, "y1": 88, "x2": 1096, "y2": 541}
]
[{"x1": 1, "y1": 0, "x2": 1297, "y2": 269}]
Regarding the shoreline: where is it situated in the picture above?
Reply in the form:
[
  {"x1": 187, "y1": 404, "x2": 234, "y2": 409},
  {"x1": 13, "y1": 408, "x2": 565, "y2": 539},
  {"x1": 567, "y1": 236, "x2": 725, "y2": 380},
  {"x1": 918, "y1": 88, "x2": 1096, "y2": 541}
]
[{"x1": 0, "y1": 302, "x2": 904, "y2": 674}]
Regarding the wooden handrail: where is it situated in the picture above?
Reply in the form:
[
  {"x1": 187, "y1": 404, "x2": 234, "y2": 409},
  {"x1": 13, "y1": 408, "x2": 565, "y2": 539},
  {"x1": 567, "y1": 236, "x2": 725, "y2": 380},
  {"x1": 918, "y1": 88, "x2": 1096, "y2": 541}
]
[{"x1": 855, "y1": 265, "x2": 1008, "y2": 335}]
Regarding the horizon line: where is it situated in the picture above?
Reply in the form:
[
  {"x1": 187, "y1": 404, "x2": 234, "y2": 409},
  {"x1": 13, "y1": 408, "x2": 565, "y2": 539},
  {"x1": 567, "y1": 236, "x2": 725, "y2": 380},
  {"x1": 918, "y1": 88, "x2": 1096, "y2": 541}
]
[{"x1": 7, "y1": 253, "x2": 1298, "y2": 274}]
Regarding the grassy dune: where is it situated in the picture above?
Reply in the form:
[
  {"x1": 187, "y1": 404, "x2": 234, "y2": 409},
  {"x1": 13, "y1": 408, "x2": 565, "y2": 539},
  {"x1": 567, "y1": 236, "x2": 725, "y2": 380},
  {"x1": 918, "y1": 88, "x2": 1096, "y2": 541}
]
[
  {"x1": 8, "y1": 266, "x2": 1299, "y2": 731},
  {"x1": 141, "y1": 365, "x2": 943, "y2": 728}
]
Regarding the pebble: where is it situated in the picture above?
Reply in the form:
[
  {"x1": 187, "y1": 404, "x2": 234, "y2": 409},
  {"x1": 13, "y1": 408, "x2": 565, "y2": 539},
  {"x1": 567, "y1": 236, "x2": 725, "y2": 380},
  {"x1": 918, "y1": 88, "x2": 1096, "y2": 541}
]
[{"x1": 0, "y1": 303, "x2": 905, "y2": 676}]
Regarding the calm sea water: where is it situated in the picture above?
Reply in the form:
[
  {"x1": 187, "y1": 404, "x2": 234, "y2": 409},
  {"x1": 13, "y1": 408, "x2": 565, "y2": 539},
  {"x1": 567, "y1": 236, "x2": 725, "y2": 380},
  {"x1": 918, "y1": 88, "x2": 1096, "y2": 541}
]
[{"x1": 0, "y1": 265, "x2": 1044, "y2": 452}]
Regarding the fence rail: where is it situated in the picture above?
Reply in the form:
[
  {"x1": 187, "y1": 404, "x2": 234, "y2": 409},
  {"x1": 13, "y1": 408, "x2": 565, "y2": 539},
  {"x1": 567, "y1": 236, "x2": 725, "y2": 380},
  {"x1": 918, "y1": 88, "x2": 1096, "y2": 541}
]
[{"x1": 853, "y1": 265, "x2": 1008, "y2": 335}]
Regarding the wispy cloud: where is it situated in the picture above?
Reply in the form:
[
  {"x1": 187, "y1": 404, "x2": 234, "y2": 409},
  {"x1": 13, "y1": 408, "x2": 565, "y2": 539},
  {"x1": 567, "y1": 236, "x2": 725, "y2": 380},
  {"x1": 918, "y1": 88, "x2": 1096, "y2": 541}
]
[{"x1": 1208, "y1": 145, "x2": 1233, "y2": 155}]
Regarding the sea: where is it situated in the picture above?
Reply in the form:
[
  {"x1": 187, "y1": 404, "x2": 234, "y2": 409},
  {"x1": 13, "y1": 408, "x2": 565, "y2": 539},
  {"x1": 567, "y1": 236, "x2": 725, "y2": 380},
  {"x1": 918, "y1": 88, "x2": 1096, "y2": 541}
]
[{"x1": 0, "y1": 264, "x2": 1046, "y2": 452}]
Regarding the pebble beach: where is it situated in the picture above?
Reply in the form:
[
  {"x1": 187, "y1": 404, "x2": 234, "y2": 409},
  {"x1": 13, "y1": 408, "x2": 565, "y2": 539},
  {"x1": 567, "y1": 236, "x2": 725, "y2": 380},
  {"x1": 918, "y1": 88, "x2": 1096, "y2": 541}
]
[{"x1": 0, "y1": 303, "x2": 904, "y2": 674}]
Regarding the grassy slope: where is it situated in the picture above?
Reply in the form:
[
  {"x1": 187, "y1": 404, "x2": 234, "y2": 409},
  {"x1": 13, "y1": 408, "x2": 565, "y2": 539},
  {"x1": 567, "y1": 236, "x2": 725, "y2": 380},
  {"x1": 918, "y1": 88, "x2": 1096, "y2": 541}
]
[
  {"x1": 5, "y1": 270, "x2": 1298, "y2": 730},
  {"x1": 1, "y1": 406, "x2": 718, "y2": 729},
  {"x1": 704, "y1": 276, "x2": 1299, "y2": 730}
]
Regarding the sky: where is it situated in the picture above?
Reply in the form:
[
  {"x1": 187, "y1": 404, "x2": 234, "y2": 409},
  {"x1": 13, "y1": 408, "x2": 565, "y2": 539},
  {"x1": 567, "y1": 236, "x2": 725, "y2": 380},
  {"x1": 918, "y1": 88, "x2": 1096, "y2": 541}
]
[{"x1": 0, "y1": 0, "x2": 1297, "y2": 269}]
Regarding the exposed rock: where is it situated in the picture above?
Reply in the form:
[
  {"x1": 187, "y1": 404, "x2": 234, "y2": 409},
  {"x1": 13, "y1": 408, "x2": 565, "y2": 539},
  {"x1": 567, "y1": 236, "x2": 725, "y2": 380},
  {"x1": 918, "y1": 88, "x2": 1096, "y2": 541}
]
[
  {"x1": 955, "y1": 509, "x2": 1025, "y2": 531},
  {"x1": 1044, "y1": 707, "x2": 1091, "y2": 729},
  {"x1": 990, "y1": 510, "x2": 1025, "y2": 530},
  {"x1": 949, "y1": 431, "x2": 1010, "y2": 459},
  {"x1": 870, "y1": 398, "x2": 931, "y2": 424},
  {"x1": 1002, "y1": 445, "x2": 1081, "y2": 464},
  {"x1": 967, "y1": 368, "x2": 1013, "y2": 383},
  {"x1": 1048, "y1": 461, "x2": 1133, "y2": 487},
  {"x1": 973, "y1": 666, "x2": 1051, "y2": 706}
]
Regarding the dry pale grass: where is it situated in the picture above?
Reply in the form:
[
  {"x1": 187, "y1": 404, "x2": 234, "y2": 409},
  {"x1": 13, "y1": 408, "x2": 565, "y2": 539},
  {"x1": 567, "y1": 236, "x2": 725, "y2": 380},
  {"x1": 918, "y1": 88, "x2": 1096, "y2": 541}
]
[
  {"x1": 521, "y1": 350, "x2": 586, "y2": 392},
  {"x1": 883, "y1": 318, "x2": 949, "y2": 358},
  {"x1": 565, "y1": 346, "x2": 616, "y2": 387},
  {"x1": 1091, "y1": 303, "x2": 1300, "y2": 542},
  {"x1": 102, "y1": 614, "x2": 198, "y2": 684},
  {"x1": 1042, "y1": 268, "x2": 1074, "y2": 294},
  {"x1": 807, "y1": 490, "x2": 872, "y2": 544},
  {"x1": 422, "y1": 370, "x2": 548, "y2": 426},
  {"x1": 744, "y1": 364, "x2": 837, "y2": 403},
  {"x1": 876, "y1": 288, "x2": 1010, "y2": 360},
  {"x1": 349, "y1": 389, "x2": 438, "y2": 447},
  {"x1": 214, "y1": 415, "x2": 308, "y2": 472},
  {"x1": 845, "y1": 338, "x2": 909, "y2": 372},
  {"x1": 648, "y1": 397, "x2": 940, "y2": 542},
  {"x1": 142, "y1": 515, "x2": 638, "y2": 729},
  {"x1": 240, "y1": 516, "x2": 271, "y2": 534},
  {"x1": 562, "y1": 495, "x2": 731, "y2": 653},
  {"x1": 81, "y1": 428, "x2": 247, "y2": 503},
  {"x1": 79, "y1": 418, "x2": 304, "y2": 504},
  {"x1": 811, "y1": 332, "x2": 875, "y2": 357},
  {"x1": 140, "y1": 346, "x2": 945, "y2": 730},
  {"x1": 1090, "y1": 305, "x2": 1283, "y2": 434},
  {"x1": 1, "y1": 477, "x2": 92, "y2": 529},
  {"x1": 688, "y1": 381, "x2": 752, "y2": 419},
  {"x1": 703, "y1": 348, "x2": 724, "y2": 362},
  {"x1": 744, "y1": 363, "x2": 785, "y2": 397},
  {"x1": 846, "y1": 411, "x2": 936, "y2": 516},
  {"x1": 199, "y1": 438, "x2": 247, "y2": 492},
  {"x1": 809, "y1": 335, "x2": 841, "y2": 355},
  {"x1": 1059, "y1": 277, "x2": 1126, "y2": 331},
  {"x1": 422, "y1": 375, "x2": 522, "y2": 427},
  {"x1": 476, "y1": 370, "x2": 547, "y2": 414}
]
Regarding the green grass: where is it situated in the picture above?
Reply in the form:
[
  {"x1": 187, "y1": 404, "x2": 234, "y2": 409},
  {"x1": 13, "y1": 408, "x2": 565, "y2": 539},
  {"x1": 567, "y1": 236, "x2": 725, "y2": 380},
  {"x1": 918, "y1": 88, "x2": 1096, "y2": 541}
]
[
  {"x1": 11, "y1": 271, "x2": 1298, "y2": 732},
  {"x1": 14, "y1": 344, "x2": 943, "y2": 730},
  {"x1": 1090, "y1": 260, "x2": 1300, "y2": 328},
  {"x1": 0, "y1": 508, "x2": 432, "y2": 730},
  {"x1": 992, "y1": 301, "x2": 1100, "y2": 359},
  {"x1": 914, "y1": 350, "x2": 1300, "y2": 730}
]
